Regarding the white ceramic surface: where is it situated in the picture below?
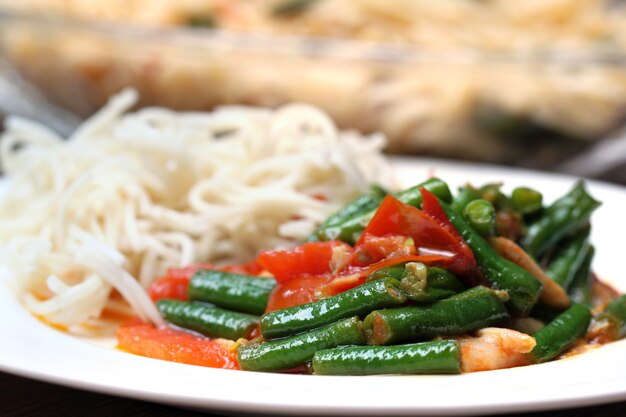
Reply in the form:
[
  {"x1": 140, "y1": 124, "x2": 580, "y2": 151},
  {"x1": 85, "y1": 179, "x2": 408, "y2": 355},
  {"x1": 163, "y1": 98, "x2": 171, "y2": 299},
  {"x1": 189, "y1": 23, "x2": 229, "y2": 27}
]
[{"x1": 1, "y1": 157, "x2": 625, "y2": 416}]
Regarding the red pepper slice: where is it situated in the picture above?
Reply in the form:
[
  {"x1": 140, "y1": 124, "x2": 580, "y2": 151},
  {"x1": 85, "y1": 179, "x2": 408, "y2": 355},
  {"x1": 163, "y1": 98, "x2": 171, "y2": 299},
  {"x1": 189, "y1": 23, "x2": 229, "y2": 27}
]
[
  {"x1": 256, "y1": 241, "x2": 350, "y2": 284},
  {"x1": 265, "y1": 274, "x2": 334, "y2": 312},
  {"x1": 116, "y1": 320, "x2": 239, "y2": 369}
]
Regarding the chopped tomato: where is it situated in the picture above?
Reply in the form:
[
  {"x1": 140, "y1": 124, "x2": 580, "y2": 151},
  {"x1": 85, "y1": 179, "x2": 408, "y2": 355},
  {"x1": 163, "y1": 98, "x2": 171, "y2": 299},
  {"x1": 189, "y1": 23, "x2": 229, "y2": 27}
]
[
  {"x1": 223, "y1": 260, "x2": 264, "y2": 276},
  {"x1": 266, "y1": 252, "x2": 448, "y2": 311},
  {"x1": 148, "y1": 276, "x2": 190, "y2": 302},
  {"x1": 318, "y1": 254, "x2": 448, "y2": 298},
  {"x1": 351, "y1": 234, "x2": 417, "y2": 267},
  {"x1": 257, "y1": 241, "x2": 350, "y2": 284},
  {"x1": 359, "y1": 194, "x2": 481, "y2": 283},
  {"x1": 116, "y1": 321, "x2": 239, "y2": 369},
  {"x1": 265, "y1": 274, "x2": 334, "y2": 312},
  {"x1": 358, "y1": 195, "x2": 454, "y2": 254},
  {"x1": 420, "y1": 188, "x2": 483, "y2": 283}
]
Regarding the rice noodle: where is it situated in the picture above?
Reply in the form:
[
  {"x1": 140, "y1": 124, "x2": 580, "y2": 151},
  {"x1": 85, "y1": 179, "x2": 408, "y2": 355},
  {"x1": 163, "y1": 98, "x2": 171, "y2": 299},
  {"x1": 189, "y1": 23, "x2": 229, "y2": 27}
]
[{"x1": 0, "y1": 89, "x2": 394, "y2": 334}]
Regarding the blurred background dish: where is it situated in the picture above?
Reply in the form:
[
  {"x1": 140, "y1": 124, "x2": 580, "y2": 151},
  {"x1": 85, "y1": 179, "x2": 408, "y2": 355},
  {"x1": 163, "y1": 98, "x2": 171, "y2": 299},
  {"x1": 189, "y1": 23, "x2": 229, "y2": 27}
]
[{"x1": 1, "y1": 0, "x2": 626, "y2": 175}]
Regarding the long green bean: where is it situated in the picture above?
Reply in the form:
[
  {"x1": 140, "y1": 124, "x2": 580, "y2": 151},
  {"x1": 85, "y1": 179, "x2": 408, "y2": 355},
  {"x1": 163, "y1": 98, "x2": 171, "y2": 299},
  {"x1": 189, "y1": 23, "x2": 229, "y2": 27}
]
[
  {"x1": 156, "y1": 299, "x2": 259, "y2": 341},
  {"x1": 522, "y1": 181, "x2": 600, "y2": 258},
  {"x1": 531, "y1": 303, "x2": 592, "y2": 363},
  {"x1": 363, "y1": 286, "x2": 509, "y2": 345},
  {"x1": 237, "y1": 317, "x2": 364, "y2": 372},
  {"x1": 260, "y1": 278, "x2": 405, "y2": 339},
  {"x1": 440, "y1": 201, "x2": 543, "y2": 315},
  {"x1": 308, "y1": 178, "x2": 452, "y2": 244},
  {"x1": 188, "y1": 270, "x2": 276, "y2": 315},
  {"x1": 312, "y1": 340, "x2": 461, "y2": 375},
  {"x1": 545, "y1": 228, "x2": 590, "y2": 291}
]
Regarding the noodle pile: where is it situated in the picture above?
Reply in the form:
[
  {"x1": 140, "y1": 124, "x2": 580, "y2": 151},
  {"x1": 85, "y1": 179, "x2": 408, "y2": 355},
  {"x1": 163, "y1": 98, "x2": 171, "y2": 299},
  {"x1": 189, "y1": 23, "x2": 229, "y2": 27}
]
[{"x1": 0, "y1": 89, "x2": 394, "y2": 334}]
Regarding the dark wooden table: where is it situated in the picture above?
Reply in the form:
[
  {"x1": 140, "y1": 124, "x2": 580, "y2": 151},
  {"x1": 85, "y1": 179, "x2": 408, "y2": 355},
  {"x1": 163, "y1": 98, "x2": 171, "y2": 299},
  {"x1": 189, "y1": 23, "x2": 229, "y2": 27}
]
[{"x1": 1, "y1": 369, "x2": 625, "y2": 417}]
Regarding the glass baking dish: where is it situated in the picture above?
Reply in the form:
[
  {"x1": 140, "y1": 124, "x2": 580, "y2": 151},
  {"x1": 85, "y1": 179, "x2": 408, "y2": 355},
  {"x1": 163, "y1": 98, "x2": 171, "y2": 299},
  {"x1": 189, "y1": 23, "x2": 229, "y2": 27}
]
[{"x1": 1, "y1": 6, "x2": 626, "y2": 168}]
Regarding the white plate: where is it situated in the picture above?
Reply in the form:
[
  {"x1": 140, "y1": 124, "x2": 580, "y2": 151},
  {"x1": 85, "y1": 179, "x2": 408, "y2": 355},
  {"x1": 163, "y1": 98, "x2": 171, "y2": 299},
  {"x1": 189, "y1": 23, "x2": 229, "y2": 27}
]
[{"x1": 1, "y1": 157, "x2": 626, "y2": 416}]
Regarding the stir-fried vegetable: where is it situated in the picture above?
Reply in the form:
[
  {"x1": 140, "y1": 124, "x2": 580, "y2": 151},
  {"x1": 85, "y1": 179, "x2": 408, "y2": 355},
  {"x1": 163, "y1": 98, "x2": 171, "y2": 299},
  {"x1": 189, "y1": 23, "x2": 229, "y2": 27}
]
[
  {"x1": 117, "y1": 321, "x2": 239, "y2": 369},
  {"x1": 522, "y1": 181, "x2": 600, "y2": 258},
  {"x1": 545, "y1": 228, "x2": 591, "y2": 291},
  {"x1": 119, "y1": 177, "x2": 623, "y2": 375},
  {"x1": 312, "y1": 340, "x2": 462, "y2": 375},
  {"x1": 363, "y1": 286, "x2": 509, "y2": 346},
  {"x1": 260, "y1": 277, "x2": 405, "y2": 339},
  {"x1": 531, "y1": 303, "x2": 592, "y2": 363},
  {"x1": 237, "y1": 317, "x2": 364, "y2": 372},
  {"x1": 156, "y1": 300, "x2": 260, "y2": 340},
  {"x1": 308, "y1": 177, "x2": 452, "y2": 244},
  {"x1": 189, "y1": 271, "x2": 276, "y2": 316},
  {"x1": 438, "y1": 195, "x2": 543, "y2": 315}
]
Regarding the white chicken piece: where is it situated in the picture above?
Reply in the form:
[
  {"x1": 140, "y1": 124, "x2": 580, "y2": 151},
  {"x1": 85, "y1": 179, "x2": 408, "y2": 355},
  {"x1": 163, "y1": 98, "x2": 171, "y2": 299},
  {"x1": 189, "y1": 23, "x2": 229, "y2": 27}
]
[{"x1": 454, "y1": 327, "x2": 536, "y2": 373}]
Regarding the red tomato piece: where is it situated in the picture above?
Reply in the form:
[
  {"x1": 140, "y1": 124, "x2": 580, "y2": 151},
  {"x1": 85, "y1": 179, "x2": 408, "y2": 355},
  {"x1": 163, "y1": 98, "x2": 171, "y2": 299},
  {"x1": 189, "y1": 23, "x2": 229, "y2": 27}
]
[
  {"x1": 116, "y1": 321, "x2": 239, "y2": 369},
  {"x1": 351, "y1": 234, "x2": 417, "y2": 267},
  {"x1": 419, "y1": 188, "x2": 483, "y2": 283},
  {"x1": 319, "y1": 254, "x2": 448, "y2": 298},
  {"x1": 257, "y1": 241, "x2": 350, "y2": 284},
  {"x1": 265, "y1": 274, "x2": 334, "y2": 312},
  {"x1": 221, "y1": 260, "x2": 264, "y2": 276},
  {"x1": 358, "y1": 195, "x2": 455, "y2": 254},
  {"x1": 359, "y1": 194, "x2": 482, "y2": 283},
  {"x1": 148, "y1": 276, "x2": 190, "y2": 302}
]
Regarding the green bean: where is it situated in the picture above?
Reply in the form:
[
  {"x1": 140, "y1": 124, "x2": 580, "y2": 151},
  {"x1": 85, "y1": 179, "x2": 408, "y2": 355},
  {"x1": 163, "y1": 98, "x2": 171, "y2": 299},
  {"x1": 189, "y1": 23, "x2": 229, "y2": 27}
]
[
  {"x1": 309, "y1": 178, "x2": 452, "y2": 244},
  {"x1": 451, "y1": 185, "x2": 481, "y2": 214},
  {"x1": 567, "y1": 246, "x2": 595, "y2": 307},
  {"x1": 156, "y1": 299, "x2": 259, "y2": 341},
  {"x1": 306, "y1": 185, "x2": 387, "y2": 242},
  {"x1": 363, "y1": 286, "x2": 509, "y2": 345},
  {"x1": 188, "y1": 270, "x2": 276, "y2": 315},
  {"x1": 522, "y1": 181, "x2": 601, "y2": 258},
  {"x1": 395, "y1": 177, "x2": 453, "y2": 208},
  {"x1": 531, "y1": 303, "x2": 592, "y2": 363},
  {"x1": 511, "y1": 187, "x2": 543, "y2": 216},
  {"x1": 399, "y1": 263, "x2": 465, "y2": 302},
  {"x1": 260, "y1": 278, "x2": 406, "y2": 339},
  {"x1": 312, "y1": 339, "x2": 461, "y2": 375},
  {"x1": 593, "y1": 295, "x2": 626, "y2": 341},
  {"x1": 463, "y1": 199, "x2": 496, "y2": 236},
  {"x1": 545, "y1": 228, "x2": 590, "y2": 290},
  {"x1": 440, "y1": 201, "x2": 543, "y2": 315},
  {"x1": 366, "y1": 265, "x2": 405, "y2": 282},
  {"x1": 237, "y1": 317, "x2": 364, "y2": 372}
]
